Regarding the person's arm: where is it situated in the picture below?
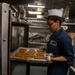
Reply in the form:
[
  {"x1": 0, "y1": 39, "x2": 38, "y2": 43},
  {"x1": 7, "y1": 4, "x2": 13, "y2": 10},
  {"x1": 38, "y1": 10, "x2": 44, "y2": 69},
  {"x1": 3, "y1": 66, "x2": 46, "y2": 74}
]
[{"x1": 51, "y1": 56, "x2": 67, "y2": 62}]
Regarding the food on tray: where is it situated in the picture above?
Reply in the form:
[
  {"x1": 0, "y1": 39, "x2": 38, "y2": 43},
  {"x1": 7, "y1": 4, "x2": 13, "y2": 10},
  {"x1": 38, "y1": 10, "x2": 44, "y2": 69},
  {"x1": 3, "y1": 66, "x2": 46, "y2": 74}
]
[
  {"x1": 26, "y1": 57, "x2": 34, "y2": 60},
  {"x1": 28, "y1": 49, "x2": 35, "y2": 51},
  {"x1": 19, "y1": 48, "x2": 27, "y2": 53},
  {"x1": 36, "y1": 52, "x2": 44, "y2": 56},
  {"x1": 37, "y1": 49, "x2": 43, "y2": 52},
  {"x1": 36, "y1": 49, "x2": 44, "y2": 56},
  {"x1": 25, "y1": 54, "x2": 34, "y2": 57},
  {"x1": 14, "y1": 49, "x2": 35, "y2": 59},
  {"x1": 28, "y1": 49, "x2": 36, "y2": 53},
  {"x1": 25, "y1": 52, "x2": 35, "y2": 56},
  {"x1": 34, "y1": 50, "x2": 45, "y2": 59},
  {"x1": 13, "y1": 48, "x2": 45, "y2": 60},
  {"x1": 26, "y1": 49, "x2": 36, "y2": 55},
  {"x1": 15, "y1": 52, "x2": 25, "y2": 58},
  {"x1": 34, "y1": 55, "x2": 45, "y2": 59}
]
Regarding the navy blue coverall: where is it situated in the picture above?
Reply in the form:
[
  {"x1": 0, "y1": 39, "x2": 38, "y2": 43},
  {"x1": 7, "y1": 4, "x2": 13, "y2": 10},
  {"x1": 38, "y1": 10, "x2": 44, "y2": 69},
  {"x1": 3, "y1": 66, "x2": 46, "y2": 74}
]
[{"x1": 46, "y1": 28, "x2": 74, "y2": 75}]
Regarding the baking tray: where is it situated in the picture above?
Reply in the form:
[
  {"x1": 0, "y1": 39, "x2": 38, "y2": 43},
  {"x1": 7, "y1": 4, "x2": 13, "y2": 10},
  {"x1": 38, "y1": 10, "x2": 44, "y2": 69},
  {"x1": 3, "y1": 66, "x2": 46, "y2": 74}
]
[{"x1": 10, "y1": 47, "x2": 47, "y2": 62}]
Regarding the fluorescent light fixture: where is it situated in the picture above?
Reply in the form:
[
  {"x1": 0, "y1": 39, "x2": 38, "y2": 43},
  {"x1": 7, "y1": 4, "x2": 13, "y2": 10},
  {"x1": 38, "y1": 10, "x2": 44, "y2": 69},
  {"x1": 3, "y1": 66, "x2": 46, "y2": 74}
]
[
  {"x1": 28, "y1": 11, "x2": 42, "y2": 14},
  {"x1": 28, "y1": 4, "x2": 45, "y2": 8},
  {"x1": 37, "y1": 15, "x2": 44, "y2": 19},
  {"x1": 28, "y1": 20, "x2": 46, "y2": 23}
]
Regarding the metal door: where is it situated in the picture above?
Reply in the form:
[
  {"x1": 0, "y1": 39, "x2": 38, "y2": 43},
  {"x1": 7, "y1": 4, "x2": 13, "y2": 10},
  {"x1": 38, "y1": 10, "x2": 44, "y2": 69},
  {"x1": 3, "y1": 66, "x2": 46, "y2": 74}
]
[{"x1": 0, "y1": 3, "x2": 10, "y2": 75}]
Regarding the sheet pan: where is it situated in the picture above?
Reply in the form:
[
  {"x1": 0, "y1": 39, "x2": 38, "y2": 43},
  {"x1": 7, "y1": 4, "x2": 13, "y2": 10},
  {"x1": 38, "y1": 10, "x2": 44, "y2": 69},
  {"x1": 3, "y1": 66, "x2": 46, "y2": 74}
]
[{"x1": 10, "y1": 47, "x2": 47, "y2": 62}]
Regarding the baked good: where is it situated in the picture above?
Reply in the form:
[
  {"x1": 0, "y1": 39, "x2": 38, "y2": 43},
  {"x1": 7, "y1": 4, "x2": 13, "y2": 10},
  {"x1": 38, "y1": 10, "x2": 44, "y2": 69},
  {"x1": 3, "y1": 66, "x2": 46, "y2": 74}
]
[
  {"x1": 19, "y1": 48, "x2": 27, "y2": 53},
  {"x1": 15, "y1": 52, "x2": 23, "y2": 57}
]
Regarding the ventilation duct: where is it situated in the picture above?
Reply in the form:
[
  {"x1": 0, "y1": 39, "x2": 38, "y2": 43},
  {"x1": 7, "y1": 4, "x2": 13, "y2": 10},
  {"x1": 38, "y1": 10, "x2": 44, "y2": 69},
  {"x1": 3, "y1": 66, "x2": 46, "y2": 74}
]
[{"x1": 1, "y1": 0, "x2": 34, "y2": 5}]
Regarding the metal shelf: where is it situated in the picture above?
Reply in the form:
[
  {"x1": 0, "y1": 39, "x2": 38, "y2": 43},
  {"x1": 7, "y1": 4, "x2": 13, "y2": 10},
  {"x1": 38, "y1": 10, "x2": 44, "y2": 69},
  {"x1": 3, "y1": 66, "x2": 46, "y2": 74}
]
[
  {"x1": 62, "y1": 22, "x2": 75, "y2": 25},
  {"x1": 28, "y1": 42, "x2": 46, "y2": 45},
  {"x1": 29, "y1": 26, "x2": 48, "y2": 28}
]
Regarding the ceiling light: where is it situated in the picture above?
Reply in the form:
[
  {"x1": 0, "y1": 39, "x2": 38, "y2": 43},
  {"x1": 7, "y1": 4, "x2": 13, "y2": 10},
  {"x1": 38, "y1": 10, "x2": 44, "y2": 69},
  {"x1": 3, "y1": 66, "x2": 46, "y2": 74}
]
[
  {"x1": 28, "y1": 20, "x2": 46, "y2": 23},
  {"x1": 28, "y1": 4, "x2": 45, "y2": 8},
  {"x1": 37, "y1": 15, "x2": 44, "y2": 19},
  {"x1": 28, "y1": 11, "x2": 42, "y2": 14}
]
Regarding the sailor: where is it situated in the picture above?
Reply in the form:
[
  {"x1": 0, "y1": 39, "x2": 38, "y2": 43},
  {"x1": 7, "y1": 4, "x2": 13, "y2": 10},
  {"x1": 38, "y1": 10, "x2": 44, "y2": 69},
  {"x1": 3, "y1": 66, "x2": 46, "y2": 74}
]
[{"x1": 46, "y1": 9, "x2": 74, "y2": 75}]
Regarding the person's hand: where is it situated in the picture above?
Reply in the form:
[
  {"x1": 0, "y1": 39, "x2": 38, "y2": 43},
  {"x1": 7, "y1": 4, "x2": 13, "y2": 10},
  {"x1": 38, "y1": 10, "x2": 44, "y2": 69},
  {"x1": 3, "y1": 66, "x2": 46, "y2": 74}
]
[
  {"x1": 45, "y1": 53, "x2": 54, "y2": 61},
  {"x1": 49, "y1": 53, "x2": 54, "y2": 57},
  {"x1": 46, "y1": 55, "x2": 51, "y2": 61}
]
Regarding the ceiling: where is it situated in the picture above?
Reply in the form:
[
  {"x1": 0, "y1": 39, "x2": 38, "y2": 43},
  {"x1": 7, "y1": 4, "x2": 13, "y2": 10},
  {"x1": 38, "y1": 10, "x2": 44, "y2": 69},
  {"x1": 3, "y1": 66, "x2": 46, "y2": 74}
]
[
  {"x1": 1, "y1": 0, "x2": 75, "y2": 24},
  {"x1": 1, "y1": 0, "x2": 34, "y2": 5}
]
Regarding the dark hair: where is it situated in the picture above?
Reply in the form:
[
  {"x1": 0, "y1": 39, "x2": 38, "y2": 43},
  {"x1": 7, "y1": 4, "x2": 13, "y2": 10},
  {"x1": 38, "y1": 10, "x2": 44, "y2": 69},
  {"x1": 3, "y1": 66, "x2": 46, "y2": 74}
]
[{"x1": 46, "y1": 16, "x2": 62, "y2": 26}]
